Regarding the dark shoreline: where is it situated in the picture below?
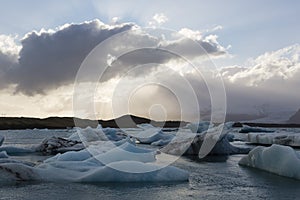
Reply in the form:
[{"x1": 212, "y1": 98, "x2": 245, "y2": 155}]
[
  {"x1": 232, "y1": 122, "x2": 300, "y2": 128},
  {"x1": 1, "y1": 115, "x2": 300, "y2": 130},
  {"x1": 0, "y1": 115, "x2": 188, "y2": 130}
]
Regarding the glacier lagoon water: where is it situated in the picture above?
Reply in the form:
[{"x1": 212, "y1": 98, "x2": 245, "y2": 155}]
[{"x1": 1, "y1": 129, "x2": 300, "y2": 200}]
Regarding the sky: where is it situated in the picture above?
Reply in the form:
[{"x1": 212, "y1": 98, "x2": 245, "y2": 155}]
[{"x1": 0, "y1": 0, "x2": 299, "y2": 122}]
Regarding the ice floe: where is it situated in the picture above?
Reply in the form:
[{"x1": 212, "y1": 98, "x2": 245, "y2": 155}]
[
  {"x1": 246, "y1": 131, "x2": 300, "y2": 147},
  {"x1": 162, "y1": 122, "x2": 250, "y2": 157},
  {"x1": 0, "y1": 138, "x2": 189, "y2": 183},
  {"x1": 239, "y1": 144, "x2": 300, "y2": 180},
  {"x1": 185, "y1": 121, "x2": 210, "y2": 133},
  {"x1": 68, "y1": 125, "x2": 125, "y2": 142},
  {"x1": 239, "y1": 125, "x2": 275, "y2": 133},
  {"x1": 36, "y1": 136, "x2": 84, "y2": 155},
  {"x1": 0, "y1": 151, "x2": 8, "y2": 159},
  {"x1": 133, "y1": 127, "x2": 174, "y2": 145}
]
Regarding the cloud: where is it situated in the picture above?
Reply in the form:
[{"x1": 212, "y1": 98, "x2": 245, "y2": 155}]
[
  {"x1": 0, "y1": 19, "x2": 226, "y2": 96},
  {"x1": 227, "y1": 44, "x2": 300, "y2": 86},
  {"x1": 221, "y1": 44, "x2": 300, "y2": 114},
  {"x1": 1, "y1": 19, "x2": 299, "y2": 121},
  {"x1": 106, "y1": 44, "x2": 300, "y2": 121},
  {"x1": 148, "y1": 13, "x2": 168, "y2": 27},
  {"x1": 9, "y1": 20, "x2": 134, "y2": 95},
  {"x1": 0, "y1": 35, "x2": 21, "y2": 56},
  {"x1": 0, "y1": 35, "x2": 20, "y2": 89}
]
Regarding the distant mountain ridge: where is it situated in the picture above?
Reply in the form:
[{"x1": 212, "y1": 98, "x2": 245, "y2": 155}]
[
  {"x1": 2, "y1": 112, "x2": 300, "y2": 130},
  {"x1": 0, "y1": 115, "x2": 189, "y2": 130}
]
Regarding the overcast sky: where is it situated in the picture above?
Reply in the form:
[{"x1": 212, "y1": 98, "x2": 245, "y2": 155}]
[{"x1": 0, "y1": 1, "x2": 299, "y2": 121}]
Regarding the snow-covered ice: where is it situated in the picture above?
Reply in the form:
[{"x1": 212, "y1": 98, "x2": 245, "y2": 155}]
[{"x1": 239, "y1": 144, "x2": 300, "y2": 180}]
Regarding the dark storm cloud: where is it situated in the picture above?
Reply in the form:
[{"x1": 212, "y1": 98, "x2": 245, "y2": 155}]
[
  {"x1": 9, "y1": 20, "x2": 134, "y2": 95},
  {"x1": 0, "y1": 19, "x2": 226, "y2": 95}
]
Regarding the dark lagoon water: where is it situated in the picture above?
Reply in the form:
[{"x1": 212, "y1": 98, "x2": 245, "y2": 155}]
[{"x1": 1, "y1": 129, "x2": 300, "y2": 200}]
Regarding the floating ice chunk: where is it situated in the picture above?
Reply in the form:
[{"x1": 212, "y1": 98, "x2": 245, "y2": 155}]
[
  {"x1": 162, "y1": 122, "x2": 250, "y2": 156},
  {"x1": 118, "y1": 142, "x2": 154, "y2": 153},
  {"x1": 113, "y1": 137, "x2": 135, "y2": 146},
  {"x1": 93, "y1": 142, "x2": 156, "y2": 165},
  {"x1": 43, "y1": 140, "x2": 132, "y2": 164},
  {"x1": 210, "y1": 133, "x2": 250, "y2": 155},
  {"x1": 36, "y1": 137, "x2": 84, "y2": 155},
  {"x1": 186, "y1": 121, "x2": 210, "y2": 133},
  {"x1": 0, "y1": 142, "x2": 188, "y2": 183},
  {"x1": 44, "y1": 140, "x2": 156, "y2": 166},
  {"x1": 239, "y1": 144, "x2": 300, "y2": 180},
  {"x1": 78, "y1": 161, "x2": 189, "y2": 182},
  {"x1": 69, "y1": 126, "x2": 125, "y2": 142},
  {"x1": 0, "y1": 163, "x2": 38, "y2": 182},
  {"x1": 151, "y1": 138, "x2": 172, "y2": 146},
  {"x1": 0, "y1": 151, "x2": 8, "y2": 158},
  {"x1": 69, "y1": 127, "x2": 108, "y2": 142},
  {"x1": 102, "y1": 127, "x2": 124, "y2": 141},
  {"x1": 239, "y1": 125, "x2": 275, "y2": 133},
  {"x1": 246, "y1": 132, "x2": 300, "y2": 147},
  {"x1": 56, "y1": 150, "x2": 92, "y2": 161},
  {"x1": 85, "y1": 141, "x2": 120, "y2": 156},
  {"x1": 38, "y1": 160, "x2": 100, "y2": 173},
  {"x1": 0, "y1": 158, "x2": 35, "y2": 167},
  {"x1": 136, "y1": 124, "x2": 155, "y2": 130},
  {"x1": 44, "y1": 149, "x2": 92, "y2": 163},
  {"x1": 134, "y1": 128, "x2": 174, "y2": 144},
  {"x1": 34, "y1": 160, "x2": 189, "y2": 182}
]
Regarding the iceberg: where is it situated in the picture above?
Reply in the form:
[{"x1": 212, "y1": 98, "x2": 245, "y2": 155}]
[
  {"x1": 239, "y1": 125, "x2": 275, "y2": 133},
  {"x1": 0, "y1": 140, "x2": 189, "y2": 183},
  {"x1": 136, "y1": 123, "x2": 155, "y2": 129},
  {"x1": 239, "y1": 144, "x2": 300, "y2": 180},
  {"x1": 44, "y1": 149, "x2": 92, "y2": 163},
  {"x1": 162, "y1": 122, "x2": 250, "y2": 157},
  {"x1": 36, "y1": 136, "x2": 84, "y2": 155},
  {"x1": 0, "y1": 151, "x2": 8, "y2": 159},
  {"x1": 68, "y1": 126, "x2": 126, "y2": 143},
  {"x1": 91, "y1": 144, "x2": 155, "y2": 165},
  {"x1": 151, "y1": 138, "x2": 173, "y2": 146},
  {"x1": 185, "y1": 121, "x2": 210, "y2": 133},
  {"x1": 133, "y1": 128, "x2": 174, "y2": 145},
  {"x1": 246, "y1": 131, "x2": 300, "y2": 147},
  {"x1": 68, "y1": 127, "x2": 107, "y2": 142},
  {"x1": 0, "y1": 163, "x2": 39, "y2": 182},
  {"x1": 77, "y1": 161, "x2": 189, "y2": 183}
]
